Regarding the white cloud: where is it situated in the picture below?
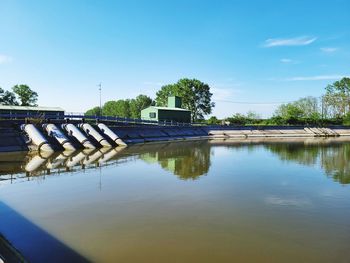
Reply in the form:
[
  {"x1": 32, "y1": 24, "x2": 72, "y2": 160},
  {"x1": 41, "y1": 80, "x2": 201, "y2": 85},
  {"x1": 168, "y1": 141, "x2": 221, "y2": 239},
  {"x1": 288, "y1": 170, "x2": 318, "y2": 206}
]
[
  {"x1": 263, "y1": 36, "x2": 317, "y2": 47},
  {"x1": 280, "y1": 58, "x2": 292, "y2": 63},
  {"x1": 284, "y1": 75, "x2": 347, "y2": 81},
  {"x1": 320, "y1": 47, "x2": 338, "y2": 53},
  {"x1": 0, "y1": 54, "x2": 13, "y2": 64},
  {"x1": 280, "y1": 58, "x2": 299, "y2": 64}
]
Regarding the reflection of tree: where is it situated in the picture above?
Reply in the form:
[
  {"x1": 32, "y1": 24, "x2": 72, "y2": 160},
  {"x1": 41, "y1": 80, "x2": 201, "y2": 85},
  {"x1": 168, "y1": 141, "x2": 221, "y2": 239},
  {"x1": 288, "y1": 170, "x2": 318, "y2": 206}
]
[
  {"x1": 140, "y1": 141, "x2": 211, "y2": 180},
  {"x1": 320, "y1": 145, "x2": 350, "y2": 184},
  {"x1": 266, "y1": 143, "x2": 320, "y2": 166},
  {"x1": 265, "y1": 142, "x2": 350, "y2": 185}
]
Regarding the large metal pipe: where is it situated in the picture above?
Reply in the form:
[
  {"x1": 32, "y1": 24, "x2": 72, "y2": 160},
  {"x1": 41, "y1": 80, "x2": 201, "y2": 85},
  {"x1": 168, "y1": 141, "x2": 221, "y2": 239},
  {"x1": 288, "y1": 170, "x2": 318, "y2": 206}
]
[
  {"x1": 62, "y1": 123, "x2": 95, "y2": 149},
  {"x1": 43, "y1": 124, "x2": 76, "y2": 151},
  {"x1": 97, "y1": 123, "x2": 127, "y2": 146},
  {"x1": 21, "y1": 124, "x2": 54, "y2": 152},
  {"x1": 79, "y1": 123, "x2": 111, "y2": 147}
]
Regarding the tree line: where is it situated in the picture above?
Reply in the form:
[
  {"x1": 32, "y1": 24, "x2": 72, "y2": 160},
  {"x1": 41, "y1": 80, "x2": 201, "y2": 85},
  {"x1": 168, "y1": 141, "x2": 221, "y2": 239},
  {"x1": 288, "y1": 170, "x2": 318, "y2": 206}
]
[
  {"x1": 6, "y1": 77, "x2": 346, "y2": 126},
  {"x1": 85, "y1": 94, "x2": 154, "y2": 119},
  {"x1": 0, "y1": 85, "x2": 38, "y2": 106},
  {"x1": 209, "y1": 77, "x2": 350, "y2": 126},
  {"x1": 85, "y1": 78, "x2": 214, "y2": 122}
]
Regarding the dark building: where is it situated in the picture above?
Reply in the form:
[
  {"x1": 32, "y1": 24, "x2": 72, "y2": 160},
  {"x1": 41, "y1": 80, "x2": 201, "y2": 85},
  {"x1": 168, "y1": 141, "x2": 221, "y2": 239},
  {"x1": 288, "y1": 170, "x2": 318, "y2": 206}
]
[{"x1": 0, "y1": 105, "x2": 65, "y2": 118}]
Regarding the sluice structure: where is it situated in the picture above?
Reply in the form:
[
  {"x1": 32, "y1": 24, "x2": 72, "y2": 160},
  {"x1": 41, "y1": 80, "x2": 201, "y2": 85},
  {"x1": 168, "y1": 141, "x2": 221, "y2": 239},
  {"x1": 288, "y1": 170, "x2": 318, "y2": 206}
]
[{"x1": 2, "y1": 118, "x2": 350, "y2": 153}]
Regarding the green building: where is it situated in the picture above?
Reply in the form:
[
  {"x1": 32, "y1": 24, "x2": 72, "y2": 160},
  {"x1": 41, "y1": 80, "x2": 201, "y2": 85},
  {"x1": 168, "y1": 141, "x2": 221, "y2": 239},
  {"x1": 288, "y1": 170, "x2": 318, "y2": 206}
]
[{"x1": 141, "y1": 96, "x2": 191, "y2": 123}]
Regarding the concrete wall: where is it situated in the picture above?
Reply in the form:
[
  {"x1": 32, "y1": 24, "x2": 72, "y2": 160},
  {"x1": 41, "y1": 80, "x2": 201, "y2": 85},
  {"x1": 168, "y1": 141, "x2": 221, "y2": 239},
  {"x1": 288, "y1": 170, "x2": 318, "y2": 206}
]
[
  {"x1": 109, "y1": 125, "x2": 208, "y2": 144},
  {"x1": 0, "y1": 121, "x2": 28, "y2": 152}
]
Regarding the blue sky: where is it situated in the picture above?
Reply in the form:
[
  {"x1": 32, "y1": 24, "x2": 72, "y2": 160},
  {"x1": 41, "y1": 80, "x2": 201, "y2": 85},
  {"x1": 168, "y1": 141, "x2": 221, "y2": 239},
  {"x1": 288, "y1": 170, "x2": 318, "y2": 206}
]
[{"x1": 0, "y1": 0, "x2": 349, "y2": 117}]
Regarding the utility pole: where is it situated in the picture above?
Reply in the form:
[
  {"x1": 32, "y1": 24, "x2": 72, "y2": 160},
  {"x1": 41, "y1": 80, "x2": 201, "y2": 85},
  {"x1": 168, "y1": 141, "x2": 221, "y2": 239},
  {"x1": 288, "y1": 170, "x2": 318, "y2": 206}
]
[{"x1": 98, "y1": 83, "x2": 102, "y2": 116}]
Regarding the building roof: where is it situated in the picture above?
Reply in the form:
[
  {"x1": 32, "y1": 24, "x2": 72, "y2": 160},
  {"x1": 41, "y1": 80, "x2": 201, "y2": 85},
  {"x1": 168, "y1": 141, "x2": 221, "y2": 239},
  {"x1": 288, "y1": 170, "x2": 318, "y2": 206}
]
[
  {"x1": 0, "y1": 105, "x2": 65, "y2": 112},
  {"x1": 144, "y1": 106, "x2": 191, "y2": 112}
]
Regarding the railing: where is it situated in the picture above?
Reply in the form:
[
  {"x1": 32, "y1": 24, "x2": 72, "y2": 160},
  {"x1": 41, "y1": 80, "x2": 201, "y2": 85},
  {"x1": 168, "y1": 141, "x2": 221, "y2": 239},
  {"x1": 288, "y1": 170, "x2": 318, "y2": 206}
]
[{"x1": 0, "y1": 112, "x2": 198, "y2": 127}]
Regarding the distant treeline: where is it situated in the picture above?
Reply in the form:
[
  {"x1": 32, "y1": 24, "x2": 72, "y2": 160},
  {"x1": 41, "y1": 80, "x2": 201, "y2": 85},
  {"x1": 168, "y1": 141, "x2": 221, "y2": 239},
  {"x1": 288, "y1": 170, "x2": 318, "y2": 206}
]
[
  {"x1": 85, "y1": 95, "x2": 154, "y2": 119},
  {"x1": 208, "y1": 77, "x2": 350, "y2": 126}
]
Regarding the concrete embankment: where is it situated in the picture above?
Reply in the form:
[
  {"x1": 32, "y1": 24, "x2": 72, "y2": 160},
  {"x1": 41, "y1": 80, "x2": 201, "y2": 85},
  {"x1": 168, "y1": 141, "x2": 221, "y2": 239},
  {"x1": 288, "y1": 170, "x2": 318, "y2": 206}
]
[
  {"x1": 0, "y1": 121, "x2": 28, "y2": 152},
  {"x1": 108, "y1": 125, "x2": 350, "y2": 144},
  {"x1": 205, "y1": 126, "x2": 349, "y2": 138},
  {"x1": 108, "y1": 125, "x2": 209, "y2": 144},
  {"x1": 1, "y1": 119, "x2": 350, "y2": 153}
]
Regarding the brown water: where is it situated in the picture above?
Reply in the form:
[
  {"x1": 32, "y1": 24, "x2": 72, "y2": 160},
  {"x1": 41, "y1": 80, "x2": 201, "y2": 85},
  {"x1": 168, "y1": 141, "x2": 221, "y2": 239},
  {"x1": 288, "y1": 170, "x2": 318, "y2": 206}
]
[{"x1": 0, "y1": 138, "x2": 350, "y2": 263}]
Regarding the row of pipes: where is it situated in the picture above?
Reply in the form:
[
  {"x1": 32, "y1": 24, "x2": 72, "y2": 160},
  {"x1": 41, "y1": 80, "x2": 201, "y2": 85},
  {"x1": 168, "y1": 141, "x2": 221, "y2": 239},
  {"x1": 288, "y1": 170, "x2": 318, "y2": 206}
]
[{"x1": 21, "y1": 122, "x2": 126, "y2": 152}]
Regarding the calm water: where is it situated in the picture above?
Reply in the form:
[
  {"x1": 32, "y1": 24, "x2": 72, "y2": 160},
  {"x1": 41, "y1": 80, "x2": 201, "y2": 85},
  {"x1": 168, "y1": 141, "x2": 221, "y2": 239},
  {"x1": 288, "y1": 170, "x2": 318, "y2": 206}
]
[{"x1": 0, "y1": 138, "x2": 350, "y2": 263}]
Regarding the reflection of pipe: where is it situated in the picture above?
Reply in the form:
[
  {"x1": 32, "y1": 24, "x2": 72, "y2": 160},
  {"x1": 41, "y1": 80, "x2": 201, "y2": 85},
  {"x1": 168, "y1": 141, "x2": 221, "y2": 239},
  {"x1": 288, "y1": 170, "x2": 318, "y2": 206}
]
[
  {"x1": 21, "y1": 124, "x2": 54, "y2": 152},
  {"x1": 98, "y1": 123, "x2": 127, "y2": 146},
  {"x1": 62, "y1": 123, "x2": 95, "y2": 149},
  {"x1": 46, "y1": 150, "x2": 75, "y2": 169},
  {"x1": 79, "y1": 123, "x2": 111, "y2": 147},
  {"x1": 25, "y1": 151, "x2": 54, "y2": 172},
  {"x1": 98, "y1": 147, "x2": 126, "y2": 164},
  {"x1": 65, "y1": 149, "x2": 94, "y2": 168},
  {"x1": 83, "y1": 149, "x2": 104, "y2": 165},
  {"x1": 43, "y1": 124, "x2": 76, "y2": 151}
]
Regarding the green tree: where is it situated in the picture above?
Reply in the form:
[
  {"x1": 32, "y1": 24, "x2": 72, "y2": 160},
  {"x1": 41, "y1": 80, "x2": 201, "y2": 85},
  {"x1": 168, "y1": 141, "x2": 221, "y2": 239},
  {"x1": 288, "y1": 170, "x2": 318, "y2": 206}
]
[
  {"x1": 12, "y1": 84, "x2": 38, "y2": 106},
  {"x1": 102, "y1": 101, "x2": 119, "y2": 116},
  {"x1": 293, "y1": 96, "x2": 319, "y2": 118},
  {"x1": 0, "y1": 87, "x2": 18, "y2": 105},
  {"x1": 246, "y1": 111, "x2": 261, "y2": 120},
  {"x1": 226, "y1": 113, "x2": 247, "y2": 125},
  {"x1": 324, "y1": 77, "x2": 350, "y2": 118},
  {"x1": 275, "y1": 103, "x2": 304, "y2": 123},
  {"x1": 85, "y1": 106, "x2": 101, "y2": 116},
  {"x1": 86, "y1": 95, "x2": 152, "y2": 118},
  {"x1": 343, "y1": 112, "x2": 350, "y2": 125},
  {"x1": 225, "y1": 111, "x2": 263, "y2": 126},
  {"x1": 207, "y1": 116, "x2": 219, "y2": 125},
  {"x1": 103, "y1": 99, "x2": 135, "y2": 118},
  {"x1": 274, "y1": 96, "x2": 321, "y2": 124},
  {"x1": 155, "y1": 78, "x2": 215, "y2": 122},
  {"x1": 129, "y1": 95, "x2": 153, "y2": 118}
]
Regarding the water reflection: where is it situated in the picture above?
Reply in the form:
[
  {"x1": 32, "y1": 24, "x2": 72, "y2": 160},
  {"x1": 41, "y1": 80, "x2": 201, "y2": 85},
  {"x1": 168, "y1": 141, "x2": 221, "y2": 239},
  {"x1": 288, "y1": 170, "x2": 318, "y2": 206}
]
[
  {"x1": 139, "y1": 141, "x2": 211, "y2": 180},
  {"x1": 263, "y1": 138, "x2": 350, "y2": 184},
  {"x1": 265, "y1": 143, "x2": 320, "y2": 166},
  {"x1": 210, "y1": 137, "x2": 350, "y2": 185},
  {"x1": 0, "y1": 141, "x2": 213, "y2": 184},
  {"x1": 1, "y1": 138, "x2": 350, "y2": 185},
  {"x1": 321, "y1": 145, "x2": 350, "y2": 184},
  {"x1": 0, "y1": 148, "x2": 127, "y2": 184}
]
